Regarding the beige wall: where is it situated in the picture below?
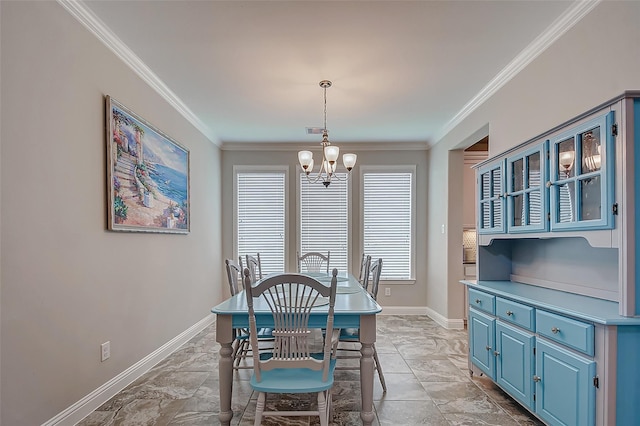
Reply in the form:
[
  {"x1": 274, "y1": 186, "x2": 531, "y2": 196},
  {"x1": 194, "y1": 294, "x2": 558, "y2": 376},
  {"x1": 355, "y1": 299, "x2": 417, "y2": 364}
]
[
  {"x1": 1, "y1": 2, "x2": 222, "y2": 424},
  {"x1": 221, "y1": 147, "x2": 429, "y2": 307},
  {"x1": 2, "y1": 0, "x2": 640, "y2": 424},
  {"x1": 426, "y1": 1, "x2": 640, "y2": 320}
]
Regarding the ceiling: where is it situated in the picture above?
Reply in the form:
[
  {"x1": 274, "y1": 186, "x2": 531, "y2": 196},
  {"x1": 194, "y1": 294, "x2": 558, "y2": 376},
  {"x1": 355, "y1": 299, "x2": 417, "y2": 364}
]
[{"x1": 69, "y1": 1, "x2": 593, "y2": 148}]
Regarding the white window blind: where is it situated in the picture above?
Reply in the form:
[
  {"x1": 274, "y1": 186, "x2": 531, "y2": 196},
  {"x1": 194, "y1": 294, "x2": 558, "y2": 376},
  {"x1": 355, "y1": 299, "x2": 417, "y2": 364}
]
[
  {"x1": 299, "y1": 174, "x2": 348, "y2": 274},
  {"x1": 237, "y1": 172, "x2": 285, "y2": 275},
  {"x1": 363, "y1": 172, "x2": 413, "y2": 280}
]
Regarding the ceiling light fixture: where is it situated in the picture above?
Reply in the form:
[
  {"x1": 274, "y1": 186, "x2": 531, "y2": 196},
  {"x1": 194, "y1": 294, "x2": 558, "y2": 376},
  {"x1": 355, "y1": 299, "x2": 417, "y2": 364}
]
[{"x1": 298, "y1": 80, "x2": 357, "y2": 187}]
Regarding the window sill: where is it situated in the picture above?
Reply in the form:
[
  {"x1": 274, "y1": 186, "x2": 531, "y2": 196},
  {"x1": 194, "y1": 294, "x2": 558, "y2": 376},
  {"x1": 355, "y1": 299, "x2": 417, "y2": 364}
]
[{"x1": 380, "y1": 279, "x2": 416, "y2": 285}]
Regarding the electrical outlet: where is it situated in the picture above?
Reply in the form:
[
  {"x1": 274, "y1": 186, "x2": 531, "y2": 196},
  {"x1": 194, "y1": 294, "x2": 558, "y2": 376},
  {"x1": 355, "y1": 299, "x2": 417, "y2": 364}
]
[
  {"x1": 384, "y1": 287, "x2": 391, "y2": 296},
  {"x1": 101, "y1": 341, "x2": 111, "y2": 362}
]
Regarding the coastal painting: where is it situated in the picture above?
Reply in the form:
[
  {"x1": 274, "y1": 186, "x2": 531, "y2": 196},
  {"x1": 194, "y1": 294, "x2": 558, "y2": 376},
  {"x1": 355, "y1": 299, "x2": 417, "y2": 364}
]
[{"x1": 106, "y1": 96, "x2": 190, "y2": 233}]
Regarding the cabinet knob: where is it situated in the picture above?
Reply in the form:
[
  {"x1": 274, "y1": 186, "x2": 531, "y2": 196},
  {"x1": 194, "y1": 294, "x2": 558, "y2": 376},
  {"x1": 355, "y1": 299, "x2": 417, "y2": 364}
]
[
  {"x1": 546, "y1": 181, "x2": 553, "y2": 188},
  {"x1": 485, "y1": 345, "x2": 492, "y2": 351},
  {"x1": 494, "y1": 351, "x2": 500, "y2": 356},
  {"x1": 475, "y1": 299, "x2": 481, "y2": 304},
  {"x1": 503, "y1": 192, "x2": 509, "y2": 198},
  {"x1": 551, "y1": 327, "x2": 560, "y2": 334},
  {"x1": 506, "y1": 310, "x2": 513, "y2": 316},
  {"x1": 533, "y1": 375, "x2": 541, "y2": 383}
]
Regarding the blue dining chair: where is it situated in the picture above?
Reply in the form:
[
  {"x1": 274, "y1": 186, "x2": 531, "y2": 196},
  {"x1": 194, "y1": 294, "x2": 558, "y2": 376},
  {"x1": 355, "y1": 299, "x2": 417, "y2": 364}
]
[
  {"x1": 245, "y1": 253, "x2": 262, "y2": 283},
  {"x1": 297, "y1": 250, "x2": 330, "y2": 274},
  {"x1": 224, "y1": 259, "x2": 272, "y2": 369},
  {"x1": 244, "y1": 268, "x2": 339, "y2": 426},
  {"x1": 358, "y1": 254, "x2": 372, "y2": 289},
  {"x1": 334, "y1": 258, "x2": 387, "y2": 392}
]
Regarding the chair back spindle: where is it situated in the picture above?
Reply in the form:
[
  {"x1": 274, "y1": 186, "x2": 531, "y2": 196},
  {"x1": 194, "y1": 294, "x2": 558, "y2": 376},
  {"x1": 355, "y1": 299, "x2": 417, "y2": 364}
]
[
  {"x1": 225, "y1": 259, "x2": 243, "y2": 296},
  {"x1": 368, "y1": 258, "x2": 383, "y2": 300},
  {"x1": 359, "y1": 254, "x2": 372, "y2": 289},
  {"x1": 297, "y1": 251, "x2": 331, "y2": 274},
  {"x1": 244, "y1": 268, "x2": 338, "y2": 383},
  {"x1": 245, "y1": 253, "x2": 263, "y2": 283}
]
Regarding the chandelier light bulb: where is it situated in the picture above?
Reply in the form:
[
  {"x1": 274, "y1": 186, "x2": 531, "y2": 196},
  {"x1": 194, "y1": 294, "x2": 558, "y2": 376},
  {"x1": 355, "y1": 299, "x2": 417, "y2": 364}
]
[
  {"x1": 298, "y1": 150, "x2": 313, "y2": 168},
  {"x1": 324, "y1": 145, "x2": 339, "y2": 163},
  {"x1": 343, "y1": 153, "x2": 357, "y2": 170},
  {"x1": 559, "y1": 150, "x2": 575, "y2": 169}
]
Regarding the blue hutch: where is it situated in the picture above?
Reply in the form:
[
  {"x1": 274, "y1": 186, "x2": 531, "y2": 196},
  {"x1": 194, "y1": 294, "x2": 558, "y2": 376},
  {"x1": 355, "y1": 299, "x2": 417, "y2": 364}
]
[{"x1": 462, "y1": 92, "x2": 640, "y2": 426}]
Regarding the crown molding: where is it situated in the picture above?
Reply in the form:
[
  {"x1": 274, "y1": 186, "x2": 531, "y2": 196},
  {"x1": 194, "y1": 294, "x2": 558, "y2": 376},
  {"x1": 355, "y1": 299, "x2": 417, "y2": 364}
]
[
  {"x1": 221, "y1": 141, "x2": 430, "y2": 152},
  {"x1": 56, "y1": 0, "x2": 220, "y2": 146},
  {"x1": 434, "y1": 0, "x2": 601, "y2": 146}
]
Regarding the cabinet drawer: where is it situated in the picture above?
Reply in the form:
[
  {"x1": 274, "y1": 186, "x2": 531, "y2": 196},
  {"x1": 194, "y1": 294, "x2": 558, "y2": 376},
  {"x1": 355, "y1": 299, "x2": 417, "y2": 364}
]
[
  {"x1": 496, "y1": 297, "x2": 535, "y2": 331},
  {"x1": 469, "y1": 288, "x2": 495, "y2": 314},
  {"x1": 536, "y1": 310, "x2": 594, "y2": 356}
]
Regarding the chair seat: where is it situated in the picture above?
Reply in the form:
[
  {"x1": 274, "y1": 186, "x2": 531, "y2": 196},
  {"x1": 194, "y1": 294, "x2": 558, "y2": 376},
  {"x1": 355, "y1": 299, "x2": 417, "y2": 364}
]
[
  {"x1": 339, "y1": 328, "x2": 360, "y2": 341},
  {"x1": 250, "y1": 356, "x2": 336, "y2": 394},
  {"x1": 236, "y1": 328, "x2": 273, "y2": 340}
]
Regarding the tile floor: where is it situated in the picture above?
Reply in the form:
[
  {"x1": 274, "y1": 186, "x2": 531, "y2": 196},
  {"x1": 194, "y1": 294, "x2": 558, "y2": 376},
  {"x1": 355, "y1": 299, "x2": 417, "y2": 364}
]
[{"x1": 78, "y1": 315, "x2": 543, "y2": 425}]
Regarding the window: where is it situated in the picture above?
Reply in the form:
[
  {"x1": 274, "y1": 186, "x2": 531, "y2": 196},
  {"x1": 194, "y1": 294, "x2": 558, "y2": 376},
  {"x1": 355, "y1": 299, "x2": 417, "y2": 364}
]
[
  {"x1": 236, "y1": 169, "x2": 286, "y2": 275},
  {"x1": 299, "y1": 173, "x2": 349, "y2": 273},
  {"x1": 362, "y1": 168, "x2": 414, "y2": 280}
]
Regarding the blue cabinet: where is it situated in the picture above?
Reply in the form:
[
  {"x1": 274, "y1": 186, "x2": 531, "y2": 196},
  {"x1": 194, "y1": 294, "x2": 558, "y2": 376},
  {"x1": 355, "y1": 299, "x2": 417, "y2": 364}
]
[
  {"x1": 505, "y1": 142, "x2": 549, "y2": 233},
  {"x1": 477, "y1": 111, "x2": 616, "y2": 235},
  {"x1": 477, "y1": 159, "x2": 505, "y2": 234},
  {"x1": 495, "y1": 321, "x2": 535, "y2": 410},
  {"x1": 535, "y1": 339, "x2": 596, "y2": 426},
  {"x1": 548, "y1": 112, "x2": 616, "y2": 231},
  {"x1": 468, "y1": 307, "x2": 495, "y2": 379},
  {"x1": 467, "y1": 287, "x2": 598, "y2": 425}
]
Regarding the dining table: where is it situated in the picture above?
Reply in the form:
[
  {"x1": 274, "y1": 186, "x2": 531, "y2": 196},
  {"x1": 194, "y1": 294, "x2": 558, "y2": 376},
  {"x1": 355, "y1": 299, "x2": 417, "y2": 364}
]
[{"x1": 211, "y1": 271, "x2": 382, "y2": 425}]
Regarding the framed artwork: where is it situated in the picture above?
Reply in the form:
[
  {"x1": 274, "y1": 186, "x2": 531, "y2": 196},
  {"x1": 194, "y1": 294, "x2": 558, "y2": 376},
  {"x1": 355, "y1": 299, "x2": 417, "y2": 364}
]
[{"x1": 106, "y1": 96, "x2": 190, "y2": 233}]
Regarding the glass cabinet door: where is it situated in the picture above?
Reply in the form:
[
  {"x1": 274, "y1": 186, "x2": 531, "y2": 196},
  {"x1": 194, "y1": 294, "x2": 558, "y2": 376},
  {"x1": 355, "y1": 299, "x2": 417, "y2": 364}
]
[
  {"x1": 548, "y1": 111, "x2": 615, "y2": 231},
  {"x1": 478, "y1": 159, "x2": 505, "y2": 234},
  {"x1": 506, "y1": 142, "x2": 549, "y2": 233}
]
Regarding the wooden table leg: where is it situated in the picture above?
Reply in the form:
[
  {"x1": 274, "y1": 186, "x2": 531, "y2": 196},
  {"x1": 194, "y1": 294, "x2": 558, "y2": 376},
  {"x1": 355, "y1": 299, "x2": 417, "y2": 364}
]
[
  {"x1": 217, "y1": 314, "x2": 234, "y2": 425},
  {"x1": 359, "y1": 314, "x2": 376, "y2": 425}
]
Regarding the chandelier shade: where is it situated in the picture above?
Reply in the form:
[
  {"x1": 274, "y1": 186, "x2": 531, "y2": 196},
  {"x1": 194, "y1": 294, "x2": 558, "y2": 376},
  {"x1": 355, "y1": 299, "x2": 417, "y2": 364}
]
[{"x1": 298, "y1": 80, "x2": 357, "y2": 187}]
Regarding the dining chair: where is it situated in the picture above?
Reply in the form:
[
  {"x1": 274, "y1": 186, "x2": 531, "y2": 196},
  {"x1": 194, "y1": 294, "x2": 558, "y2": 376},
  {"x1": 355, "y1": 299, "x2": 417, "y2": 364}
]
[
  {"x1": 358, "y1": 254, "x2": 372, "y2": 289},
  {"x1": 297, "y1": 250, "x2": 330, "y2": 274},
  {"x1": 334, "y1": 258, "x2": 387, "y2": 392},
  {"x1": 245, "y1": 253, "x2": 262, "y2": 283},
  {"x1": 244, "y1": 268, "x2": 339, "y2": 426},
  {"x1": 224, "y1": 259, "x2": 272, "y2": 369}
]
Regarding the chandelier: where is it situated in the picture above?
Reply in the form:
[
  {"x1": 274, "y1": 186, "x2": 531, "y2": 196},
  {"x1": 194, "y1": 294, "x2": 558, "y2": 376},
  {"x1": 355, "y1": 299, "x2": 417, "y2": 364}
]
[{"x1": 298, "y1": 80, "x2": 357, "y2": 187}]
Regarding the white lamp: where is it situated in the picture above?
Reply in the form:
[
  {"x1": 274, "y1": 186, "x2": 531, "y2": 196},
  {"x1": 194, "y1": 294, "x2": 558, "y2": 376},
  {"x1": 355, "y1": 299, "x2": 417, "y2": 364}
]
[{"x1": 298, "y1": 80, "x2": 357, "y2": 187}]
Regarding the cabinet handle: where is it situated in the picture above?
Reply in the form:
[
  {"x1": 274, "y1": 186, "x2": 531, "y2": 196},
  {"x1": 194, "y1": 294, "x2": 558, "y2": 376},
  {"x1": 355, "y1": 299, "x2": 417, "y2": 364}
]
[
  {"x1": 494, "y1": 351, "x2": 500, "y2": 356},
  {"x1": 485, "y1": 345, "x2": 492, "y2": 351},
  {"x1": 506, "y1": 310, "x2": 513, "y2": 316},
  {"x1": 533, "y1": 375, "x2": 541, "y2": 383},
  {"x1": 475, "y1": 299, "x2": 481, "y2": 304},
  {"x1": 503, "y1": 192, "x2": 509, "y2": 198},
  {"x1": 551, "y1": 327, "x2": 560, "y2": 334}
]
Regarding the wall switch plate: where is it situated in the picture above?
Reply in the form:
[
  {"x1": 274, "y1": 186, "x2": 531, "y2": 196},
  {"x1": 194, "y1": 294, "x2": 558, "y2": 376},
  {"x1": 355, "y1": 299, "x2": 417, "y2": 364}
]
[
  {"x1": 385, "y1": 288, "x2": 391, "y2": 296},
  {"x1": 101, "y1": 341, "x2": 110, "y2": 362}
]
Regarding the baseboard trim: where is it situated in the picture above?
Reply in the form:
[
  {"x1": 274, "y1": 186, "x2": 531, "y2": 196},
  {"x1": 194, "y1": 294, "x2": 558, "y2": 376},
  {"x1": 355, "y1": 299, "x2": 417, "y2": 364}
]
[
  {"x1": 379, "y1": 306, "x2": 428, "y2": 316},
  {"x1": 43, "y1": 314, "x2": 215, "y2": 426},
  {"x1": 425, "y1": 307, "x2": 466, "y2": 330},
  {"x1": 379, "y1": 306, "x2": 465, "y2": 330}
]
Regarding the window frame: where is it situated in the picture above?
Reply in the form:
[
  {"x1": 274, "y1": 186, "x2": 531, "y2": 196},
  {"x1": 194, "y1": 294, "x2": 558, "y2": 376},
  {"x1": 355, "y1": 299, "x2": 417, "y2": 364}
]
[
  {"x1": 233, "y1": 165, "x2": 289, "y2": 275},
  {"x1": 360, "y1": 165, "x2": 416, "y2": 284},
  {"x1": 296, "y1": 166, "x2": 352, "y2": 275}
]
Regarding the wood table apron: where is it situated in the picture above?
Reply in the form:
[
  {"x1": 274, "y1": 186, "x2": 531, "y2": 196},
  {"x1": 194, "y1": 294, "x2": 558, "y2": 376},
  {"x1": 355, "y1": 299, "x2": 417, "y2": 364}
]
[{"x1": 212, "y1": 273, "x2": 382, "y2": 425}]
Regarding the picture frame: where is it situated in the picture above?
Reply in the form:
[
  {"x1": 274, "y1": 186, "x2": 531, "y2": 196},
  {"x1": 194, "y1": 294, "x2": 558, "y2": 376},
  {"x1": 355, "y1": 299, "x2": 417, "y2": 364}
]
[{"x1": 106, "y1": 96, "x2": 190, "y2": 233}]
